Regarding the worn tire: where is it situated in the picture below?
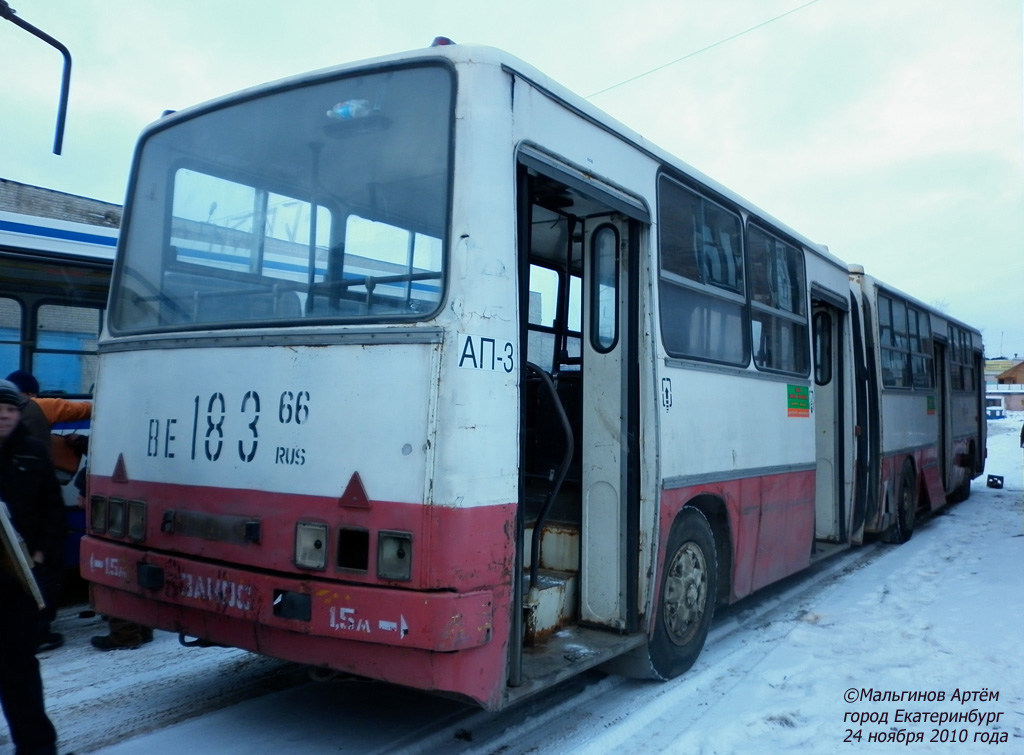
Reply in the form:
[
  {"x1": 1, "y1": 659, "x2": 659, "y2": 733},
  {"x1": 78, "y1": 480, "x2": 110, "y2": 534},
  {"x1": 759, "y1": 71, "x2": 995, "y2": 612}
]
[
  {"x1": 881, "y1": 462, "x2": 916, "y2": 544},
  {"x1": 649, "y1": 507, "x2": 718, "y2": 679}
]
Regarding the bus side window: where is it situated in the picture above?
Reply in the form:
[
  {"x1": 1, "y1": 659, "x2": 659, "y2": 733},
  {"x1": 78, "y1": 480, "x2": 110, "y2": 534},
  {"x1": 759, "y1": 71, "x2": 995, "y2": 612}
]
[
  {"x1": 813, "y1": 310, "x2": 832, "y2": 386},
  {"x1": 590, "y1": 224, "x2": 618, "y2": 353},
  {"x1": 0, "y1": 297, "x2": 22, "y2": 371},
  {"x1": 658, "y1": 176, "x2": 747, "y2": 366},
  {"x1": 748, "y1": 225, "x2": 808, "y2": 375},
  {"x1": 527, "y1": 264, "x2": 559, "y2": 373}
]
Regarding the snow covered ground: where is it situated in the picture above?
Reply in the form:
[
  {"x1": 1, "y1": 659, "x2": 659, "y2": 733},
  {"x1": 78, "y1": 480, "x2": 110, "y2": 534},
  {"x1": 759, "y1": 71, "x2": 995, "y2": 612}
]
[
  {"x1": 4, "y1": 416, "x2": 1021, "y2": 754},
  {"x1": 629, "y1": 414, "x2": 1024, "y2": 754}
]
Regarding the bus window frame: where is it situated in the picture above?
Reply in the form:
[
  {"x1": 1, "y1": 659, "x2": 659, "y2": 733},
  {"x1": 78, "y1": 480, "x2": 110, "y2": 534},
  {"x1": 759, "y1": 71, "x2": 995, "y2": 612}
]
[
  {"x1": 876, "y1": 291, "x2": 934, "y2": 391},
  {"x1": 747, "y1": 222, "x2": 810, "y2": 378},
  {"x1": 0, "y1": 255, "x2": 109, "y2": 398},
  {"x1": 948, "y1": 324, "x2": 976, "y2": 393},
  {"x1": 656, "y1": 173, "x2": 749, "y2": 367},
  {"x1": 813, "y1": 309, "x2": 833, "y2": 386},
  {"x1": 32, "y1": 300, "x2": 104, "y2": 396},
  {"x1": 589, "y1": 223, "x2": 619, "y2": 354},
  {"x1": 111, "y1": 60, "x2": 456, "y2": 336},
  {"x1": 526, "y1": 260, "x2": 582, "y2": 373}
]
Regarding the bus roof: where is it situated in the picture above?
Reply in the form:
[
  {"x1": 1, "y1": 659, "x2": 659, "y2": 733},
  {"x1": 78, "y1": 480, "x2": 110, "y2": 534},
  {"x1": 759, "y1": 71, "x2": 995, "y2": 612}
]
[
  {"x1": 0, "y1": 210, "x2": 117, "y2": 264},
  {"x1": 139, "y1": 43, "x2": 846, "y2": 273},
  {"x1": 850, "y1": 265, "x2": 983, "y2": 342}
]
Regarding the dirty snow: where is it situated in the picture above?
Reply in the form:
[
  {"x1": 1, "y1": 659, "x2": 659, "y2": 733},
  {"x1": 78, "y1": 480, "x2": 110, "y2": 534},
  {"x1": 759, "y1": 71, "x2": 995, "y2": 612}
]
[{"x1": 2, "y1": 416, "x2": 1021, "y2": 754}]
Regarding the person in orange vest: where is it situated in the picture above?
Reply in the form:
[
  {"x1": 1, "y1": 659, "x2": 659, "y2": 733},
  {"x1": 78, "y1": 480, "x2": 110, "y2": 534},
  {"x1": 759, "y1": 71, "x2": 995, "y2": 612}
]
[{"x1": 5, "y1": 370, "x2": 92, "y2": 459}]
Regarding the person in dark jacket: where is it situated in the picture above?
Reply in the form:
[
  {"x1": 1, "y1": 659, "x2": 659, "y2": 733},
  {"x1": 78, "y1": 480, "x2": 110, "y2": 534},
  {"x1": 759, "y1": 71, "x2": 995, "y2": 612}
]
[
  {"x1": 3, "y1": 371, "x2": 83, "y2": 652},
  {"x1": 0, "y1": 378, "x2": 62, "y2": 755},
  {"x1": 3, "y1": 371, "x2": 49, "y2": 448}
]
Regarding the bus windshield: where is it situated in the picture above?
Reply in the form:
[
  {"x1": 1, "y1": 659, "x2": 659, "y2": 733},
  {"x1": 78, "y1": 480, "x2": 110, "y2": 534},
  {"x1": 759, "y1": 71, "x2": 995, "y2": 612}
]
[{"x1": 110, "y1": 63, "x2": 453, "y2": 335}]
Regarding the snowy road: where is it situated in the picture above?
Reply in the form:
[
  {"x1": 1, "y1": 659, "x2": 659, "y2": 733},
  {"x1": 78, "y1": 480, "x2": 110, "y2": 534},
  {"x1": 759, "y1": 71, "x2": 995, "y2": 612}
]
[
  {"x1": 4, "y1": 416, "x2": 1021, "y2": 755},
  {"x1": 31, "y1": 545, "x2": 889, "y2": 755}
]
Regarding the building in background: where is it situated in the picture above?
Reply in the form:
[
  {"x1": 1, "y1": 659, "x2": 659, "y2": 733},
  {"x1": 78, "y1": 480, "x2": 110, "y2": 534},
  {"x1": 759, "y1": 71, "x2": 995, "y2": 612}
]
[{"x1": 986, "y1": 359, "x2": 1024, "y2": 412}]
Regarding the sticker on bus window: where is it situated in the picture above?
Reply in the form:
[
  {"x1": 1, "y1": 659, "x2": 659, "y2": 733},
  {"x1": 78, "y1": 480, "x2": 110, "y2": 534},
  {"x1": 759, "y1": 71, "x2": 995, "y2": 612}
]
[{"x1": 787, "y1": 385, "x2": 810, "y2": 418}]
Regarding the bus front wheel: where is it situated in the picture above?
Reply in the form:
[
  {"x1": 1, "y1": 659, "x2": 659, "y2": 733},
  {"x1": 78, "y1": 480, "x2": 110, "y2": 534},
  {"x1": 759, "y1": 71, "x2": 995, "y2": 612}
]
[{"x1": 649, "y1": 507, "x2": 718, "y2": 680}]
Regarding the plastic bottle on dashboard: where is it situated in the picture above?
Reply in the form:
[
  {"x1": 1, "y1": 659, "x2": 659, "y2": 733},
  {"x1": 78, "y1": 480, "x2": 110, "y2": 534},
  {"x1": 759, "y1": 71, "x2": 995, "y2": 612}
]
[{"x1": 327, "y1": 99, "x2": 371, "y2": 120}]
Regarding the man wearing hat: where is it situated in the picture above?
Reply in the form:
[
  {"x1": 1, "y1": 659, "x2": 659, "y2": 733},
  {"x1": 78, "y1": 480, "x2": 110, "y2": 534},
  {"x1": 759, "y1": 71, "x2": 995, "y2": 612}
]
[
  {"x1": 3, "y1": 371, "x2": 49, "y2": 446},
  {"x1": 5, "y1": 370, "x2": 92, "y2": 450},
  {"x1": 0, "y1": 378, "x2": 63, "y2": 754}
]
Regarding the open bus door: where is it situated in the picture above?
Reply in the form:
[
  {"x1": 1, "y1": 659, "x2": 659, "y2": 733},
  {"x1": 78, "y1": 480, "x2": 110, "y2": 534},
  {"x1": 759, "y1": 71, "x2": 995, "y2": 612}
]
[
  {"x1": 511, "y1": 155, "x2": 646, "y2": 693},
  {"x1": 579, "y1": 213, "x2": 641, "y2": 632}
]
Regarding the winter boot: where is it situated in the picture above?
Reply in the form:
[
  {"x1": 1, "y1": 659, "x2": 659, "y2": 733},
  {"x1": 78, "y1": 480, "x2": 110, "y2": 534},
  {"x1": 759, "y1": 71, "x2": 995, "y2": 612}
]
[{"x1": 90, "y1": 618, "x2": 147, "y2": 650}]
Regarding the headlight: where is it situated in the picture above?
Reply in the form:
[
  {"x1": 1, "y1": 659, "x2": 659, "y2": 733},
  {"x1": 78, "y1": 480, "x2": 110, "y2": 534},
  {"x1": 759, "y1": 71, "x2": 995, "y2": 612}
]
[
  {"x1": 127, "y1": 500, "x2": 147, "y2": 542},
  {"x1": 90, "y1": 495, "x2": 108, "y2": 534},
  {"x1": 107, "y1": 498, "x2": 126, "y2": 538},
  {"x1": 294, "y1": 521, "x2": 328, "y2": 570}
]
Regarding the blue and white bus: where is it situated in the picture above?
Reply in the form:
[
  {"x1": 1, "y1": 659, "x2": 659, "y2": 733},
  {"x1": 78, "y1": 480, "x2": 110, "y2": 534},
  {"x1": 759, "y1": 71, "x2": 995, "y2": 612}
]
[
  {"x1": 0, "y1": 183, "x2": 118, "y2": 567},
  {"x1": 0, "y1": 196, "x2": 117, "y2": 395}
]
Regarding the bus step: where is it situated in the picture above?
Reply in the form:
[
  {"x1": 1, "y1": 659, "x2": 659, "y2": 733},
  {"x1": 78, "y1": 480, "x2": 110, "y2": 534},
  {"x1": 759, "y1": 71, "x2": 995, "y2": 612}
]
[{"x1": 522, "y1": 569, "x2": 577, "y2": 646}]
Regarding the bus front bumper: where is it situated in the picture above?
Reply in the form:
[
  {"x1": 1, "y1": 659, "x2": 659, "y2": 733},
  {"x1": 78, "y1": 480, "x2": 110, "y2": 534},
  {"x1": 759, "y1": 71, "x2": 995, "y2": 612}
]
[{"x1": 81, "y1": 536, "x2": 494, "y2": 652}]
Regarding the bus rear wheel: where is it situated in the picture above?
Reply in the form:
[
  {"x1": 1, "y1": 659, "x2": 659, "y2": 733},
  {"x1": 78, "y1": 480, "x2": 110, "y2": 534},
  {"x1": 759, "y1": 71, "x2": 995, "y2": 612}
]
[
  {"x1": 947, "y1": 474, "x2": 971, "y2": 503},
  {"x1": 946, "y1": 470, "x2": 972, "y2": 504},
  {"x1": 649, "y1": 507, "x2": 718, "y2": 680},
  {"x1": 882, "y1": 462, "x2": 916, "y2": 544},
  {"x1": 947, "y1": 444, "x2": 975, "y2": 503}
]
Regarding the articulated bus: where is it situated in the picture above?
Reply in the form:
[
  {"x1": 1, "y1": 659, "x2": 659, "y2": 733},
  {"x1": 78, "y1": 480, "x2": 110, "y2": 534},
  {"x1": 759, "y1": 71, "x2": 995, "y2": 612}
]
[
  {"x1": 80, "y1": 43, "x2": 984, "y2": 710},
  {"x1": 849, "y1": 268, "x2": 985, "y2": 544}
]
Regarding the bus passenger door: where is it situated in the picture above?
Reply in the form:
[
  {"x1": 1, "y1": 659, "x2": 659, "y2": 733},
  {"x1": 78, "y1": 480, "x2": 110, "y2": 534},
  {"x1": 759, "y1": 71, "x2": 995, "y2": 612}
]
[
  {"x1": 812, "y1": 300, "x2": 846, "y2": 544},
  {"x1": 934, "y1": 341, "x2": 951, "y2": 487},
  {"x1": 580, "y1": 216, "x2": 637, "y2": 630},
  {"x1": 514, "y1": 157, "x2": 646, "y2": 673}
]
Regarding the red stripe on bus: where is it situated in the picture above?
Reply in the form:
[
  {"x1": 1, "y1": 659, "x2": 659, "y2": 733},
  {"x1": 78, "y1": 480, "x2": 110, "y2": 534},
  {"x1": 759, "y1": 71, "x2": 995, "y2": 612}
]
[{"x1": 658, "y1": 468, "x2": 816, "y2": 603}]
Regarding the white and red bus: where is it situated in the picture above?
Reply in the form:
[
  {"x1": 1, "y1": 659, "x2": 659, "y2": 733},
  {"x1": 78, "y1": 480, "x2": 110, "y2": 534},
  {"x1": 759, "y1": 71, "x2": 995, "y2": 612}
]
[
  {"x1": 81, "y1": 42, "x2": 984, "y2": 710},
  {"x1": 849, "y1": 268, "x2": 985, "y2": 544}
]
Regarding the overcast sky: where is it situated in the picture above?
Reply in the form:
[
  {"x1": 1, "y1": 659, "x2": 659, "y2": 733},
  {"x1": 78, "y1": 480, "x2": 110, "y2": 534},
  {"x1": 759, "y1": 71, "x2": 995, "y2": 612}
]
[{"x1": 2, "y1": 0, "x2": 1021, "y2": 357}]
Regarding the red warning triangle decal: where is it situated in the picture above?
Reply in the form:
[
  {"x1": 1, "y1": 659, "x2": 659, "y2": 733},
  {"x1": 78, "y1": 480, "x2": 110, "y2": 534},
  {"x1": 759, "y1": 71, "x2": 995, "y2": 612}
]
[
  {"x1": 112, "y1": 453, "x2": 129, "y2": 483},
  {"x1": 338, "y1": 472, "x2": 369, "y2": 508}
]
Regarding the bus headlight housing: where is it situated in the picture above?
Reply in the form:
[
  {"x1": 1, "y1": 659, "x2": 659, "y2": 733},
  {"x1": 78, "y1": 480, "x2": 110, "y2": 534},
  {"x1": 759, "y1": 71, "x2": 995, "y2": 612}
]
[
  {"x1": 90, "y1": 495, "x2": 108, "y2": 534},
  {"x1": 294, "y1": 522, "x2": 328, "y2": 570},
  {"x1": 377, "y1": 530, "x2": 412, "y2": 581},
  {"x1": 127, "y1": 500, "x2": 147, "y2": 542},
  {"x1": 107, "y1": 498, "x2": 126, "y2": 538}
]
